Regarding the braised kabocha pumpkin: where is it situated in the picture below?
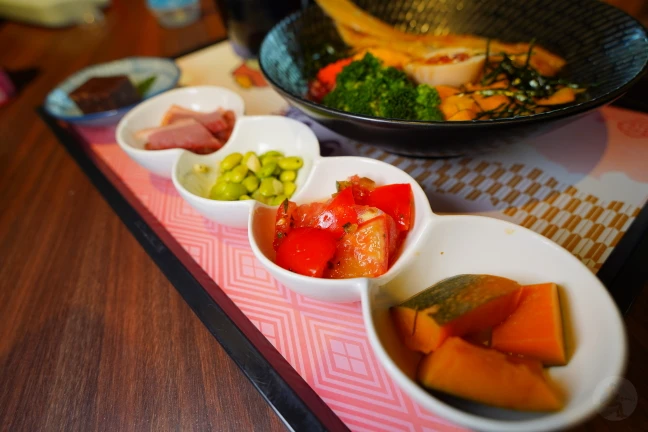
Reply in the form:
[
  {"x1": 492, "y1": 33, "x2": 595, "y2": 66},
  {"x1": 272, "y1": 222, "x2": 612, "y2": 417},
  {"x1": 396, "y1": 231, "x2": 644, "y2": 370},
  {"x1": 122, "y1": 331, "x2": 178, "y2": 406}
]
[
  {"x1": 389, "y1": 274, "x2": 571, "y2": 413},
  {"x1": 418, "y1": 337, "x2": 563, "y2": 412},
  {"x1": 390, "y1": 274, "x2": 522, "y2": 353},
  {"x1": 492, "y1": 283, "x2": 567, "y2": 366}
]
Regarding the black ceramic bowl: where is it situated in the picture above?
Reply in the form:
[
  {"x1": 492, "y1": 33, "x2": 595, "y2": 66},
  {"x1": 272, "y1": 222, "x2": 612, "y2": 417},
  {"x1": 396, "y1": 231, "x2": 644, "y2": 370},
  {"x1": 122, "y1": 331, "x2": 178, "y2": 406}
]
[{"x1": 259, "y1": 0, "x2": 648, "y2": 157}]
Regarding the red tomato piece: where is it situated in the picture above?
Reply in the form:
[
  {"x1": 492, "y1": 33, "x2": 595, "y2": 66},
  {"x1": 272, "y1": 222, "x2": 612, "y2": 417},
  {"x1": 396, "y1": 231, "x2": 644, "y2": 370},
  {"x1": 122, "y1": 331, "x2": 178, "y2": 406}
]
[
  {"x1": 364, "y1": 184, "x2": 414, "y2": 232},
  {"x1": 289, "y1": 188, "x2": 358, "y2": 238},
  {"x1": 394, "y1": 230, "x2": 409, "y2": 258},
  {"x1": 275, "y1": 228, "x2": 338, "y2": 278},
  {"x1": 315, "y1": 206, "x2": 358, "y2": 238},
  {"x1": 307, "y1": 79, "x2": 330, "y2": 103},
  {"x1": 386, "y1": 213, "x2": 400, "y2": 262},
  {"x1": 316, "y1": 57, "x2": 354, "y2": 88},
  {"x1": 293, "y1": 201, "x2": 326, "y2": 227},
  {"x1": 329, "y1": 186, "x2": 355, "y2": 207},
  {"x1": 325, "y1": 213, "x2": 398, "y2": 279},
  {"x1": 337, "y1": 175, "x2": 376, "y2": 204},
  {"x1": 273, "y1": 200, "x2": 297, "y2": 250},
  {"x1": 313, "y1": 187, "x2": 358, "y2": 237}
]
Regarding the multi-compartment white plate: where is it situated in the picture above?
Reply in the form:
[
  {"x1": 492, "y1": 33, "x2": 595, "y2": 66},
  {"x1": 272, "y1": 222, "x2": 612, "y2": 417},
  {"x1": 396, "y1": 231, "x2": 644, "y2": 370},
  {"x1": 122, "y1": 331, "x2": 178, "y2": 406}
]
[{"x1": 115, "y1": 85, "x2": 627, "y2": 432}]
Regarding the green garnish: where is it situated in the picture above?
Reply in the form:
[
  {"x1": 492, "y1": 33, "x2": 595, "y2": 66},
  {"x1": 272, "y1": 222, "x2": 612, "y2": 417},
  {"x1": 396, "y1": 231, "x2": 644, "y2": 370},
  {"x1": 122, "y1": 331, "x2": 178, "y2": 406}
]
[
  {"x1": 463, "y1": 41, "x2": 586, "y2": 119},
  {"x1": 322, "y1": 53, "x2": 443, "y2": 122},
  {"x1": 135, "y1": 75, "x2": 157, "y2": 97}
]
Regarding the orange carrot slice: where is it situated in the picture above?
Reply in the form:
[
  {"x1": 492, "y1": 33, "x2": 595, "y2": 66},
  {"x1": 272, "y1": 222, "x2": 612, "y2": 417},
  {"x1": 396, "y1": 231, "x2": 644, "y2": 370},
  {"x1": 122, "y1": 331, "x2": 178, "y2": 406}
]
[{"x1": 536, "y1": 87, "x2": 576, "y2": 106}]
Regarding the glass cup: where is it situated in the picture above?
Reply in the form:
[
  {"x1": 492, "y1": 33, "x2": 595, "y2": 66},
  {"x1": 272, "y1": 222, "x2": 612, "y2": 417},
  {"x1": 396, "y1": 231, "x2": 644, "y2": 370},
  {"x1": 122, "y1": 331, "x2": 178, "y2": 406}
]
[
  {"x1": 147, "y1": 0, "x2": 201, "y2": 29},
  {"x1": 215, "y1": 0, "x2": 310, "y2": 58}
]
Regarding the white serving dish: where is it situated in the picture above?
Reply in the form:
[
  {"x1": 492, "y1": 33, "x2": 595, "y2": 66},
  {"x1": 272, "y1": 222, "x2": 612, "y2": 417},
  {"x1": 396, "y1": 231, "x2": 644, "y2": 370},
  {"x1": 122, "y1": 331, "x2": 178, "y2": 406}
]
[
  {"x1": 116, "y1": 85, "x2": 627, "y2": 432},
  {"x1": 175, "y1": 125, "x2": 626, "y2": 432},
  {"x1": 172, "y1": 115, "x2": 321, "y2": 229},
  {"x1": 359, "y1": 215, "x2": 627, "y2": 432}
]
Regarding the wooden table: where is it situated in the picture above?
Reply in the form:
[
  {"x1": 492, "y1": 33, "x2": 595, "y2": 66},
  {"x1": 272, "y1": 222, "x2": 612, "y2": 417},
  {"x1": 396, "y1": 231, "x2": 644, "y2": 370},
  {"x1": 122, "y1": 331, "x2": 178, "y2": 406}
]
[{"x1": 0, "y1": 1, "x2": 646, "y2": 430}]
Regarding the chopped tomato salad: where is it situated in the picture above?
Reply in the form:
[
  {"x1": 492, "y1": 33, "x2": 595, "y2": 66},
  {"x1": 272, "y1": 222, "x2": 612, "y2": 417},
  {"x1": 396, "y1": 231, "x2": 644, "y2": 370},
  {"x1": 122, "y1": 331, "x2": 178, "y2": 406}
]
[
  {"x1": 273, "y1": 176, "x2": 414, "y2": 279},
  {"x1": 275, "y1": 228, "x2": 338, "y2": 278}
]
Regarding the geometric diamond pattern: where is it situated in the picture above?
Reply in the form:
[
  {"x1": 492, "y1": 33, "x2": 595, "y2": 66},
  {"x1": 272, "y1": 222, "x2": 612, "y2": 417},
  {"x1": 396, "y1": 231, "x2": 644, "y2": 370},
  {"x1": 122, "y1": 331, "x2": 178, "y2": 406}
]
[
  {"x1": 78, "y1": 98, "x2": 648, "y2": 432},
  {"x1": 331, "y1": 339, "x2": 367, "y2": 375}
]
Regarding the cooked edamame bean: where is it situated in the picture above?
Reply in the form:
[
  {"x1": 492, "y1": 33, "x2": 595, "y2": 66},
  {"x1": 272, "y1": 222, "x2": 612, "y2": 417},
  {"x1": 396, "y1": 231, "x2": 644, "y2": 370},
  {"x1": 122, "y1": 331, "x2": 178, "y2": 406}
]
[
  {"x1": 220, "y1": 152, "x2": 243, "y2": 171},
  {"x1": 283, "y1": 181, "x2": 297, "y2": 198},
  {"x1": 261, "y1": 150, "x2": 284, "y2": 159},
  {"x1": 242, "y1": 175, "x2": 260, "y2": 193},
  {"x1": 261, "y1": 154, "x2": 281, "y2": 167},
  {"x1": 270, "y1": 194, "x2": 288, "y2": 206},
  {"x1": 242, "y1": 151, "x2": 255, "y2": 165},
  {"x1": 210, "y1": 150, "x2": 303, "y2": 204},
  {"x1": 259, "y1": 178, "x2": 283, "y2": 197},
  {"x1": 213, "y1": 183, "x2": 247, "y2": 201},
  {"x1": 278, "y1": 156, "x2": 303, "y2": 171},
  {"x1": 209, "y1": 181, "x2": 228, "y2": 199},
  {"x1": 246, "y1": 153, "x2": 261, "y2": 173},
  {"x1": 257, "y1": 162, "x2": 277, "y2": 178},
  {"x1": 279, "y1": 170, "x2": 296, "y2": 182},
  {"x1": 251, "y1": 189, "x2": 269, "y2": 204},
  {"x1": 230, "y1": 164, "x2": 249, "y2": 183},
  {"x1": 221, "y1": 171, "x2": 234, "y2": 182}
]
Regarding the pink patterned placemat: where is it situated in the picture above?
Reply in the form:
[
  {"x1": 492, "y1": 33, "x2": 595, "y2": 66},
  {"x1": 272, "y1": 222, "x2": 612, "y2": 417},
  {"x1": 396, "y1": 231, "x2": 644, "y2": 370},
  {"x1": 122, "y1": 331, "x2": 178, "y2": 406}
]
[
  {"x1": 71, "y1": 41, "x2": 648, "y2": 431},
  {"x1": 76, "y1": 132, "x2": 466, "y2": 431}
]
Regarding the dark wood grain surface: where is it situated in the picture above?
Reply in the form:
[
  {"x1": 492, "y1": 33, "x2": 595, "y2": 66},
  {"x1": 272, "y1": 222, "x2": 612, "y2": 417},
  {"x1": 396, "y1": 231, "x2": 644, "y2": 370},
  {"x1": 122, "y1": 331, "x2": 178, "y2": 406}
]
[
  {"x1": 0, "y1": 0, "x2": 646, "y2": 431},
  {"x1": 0, "y1": 1, "x2": 285, "y2": 431}
]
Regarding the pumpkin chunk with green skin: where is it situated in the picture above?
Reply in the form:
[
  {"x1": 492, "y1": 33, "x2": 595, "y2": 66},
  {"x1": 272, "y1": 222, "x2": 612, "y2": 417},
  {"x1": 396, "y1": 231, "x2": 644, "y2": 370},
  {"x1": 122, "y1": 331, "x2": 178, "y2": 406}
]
[
  {"x1": 418, "y1": 337, "x2": 563, "y2": 411},
  {"x1": 492, "y1": 283, "x2": 567, "y2": 365},
  {"x1": 390, "y1": 274, "x2": 522, "y2": 353}
]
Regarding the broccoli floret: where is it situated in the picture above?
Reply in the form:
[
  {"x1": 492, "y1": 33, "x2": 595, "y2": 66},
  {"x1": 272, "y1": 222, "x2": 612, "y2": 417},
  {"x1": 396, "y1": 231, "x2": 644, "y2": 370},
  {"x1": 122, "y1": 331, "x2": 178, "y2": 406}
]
[
  {"x1": 414, "y1": 85, "x2": 444, "y2": 121},
  {"x1": 323, "y1": 53, "x2": 383, "y2": 116},
  {"x1": 376, "y1": 64, "x2": 411, "y2": 87},
  {"x1": 322, "y1": 53, "x2": 443, "y2": 122},
  {"x1": 335, "y1": 52, "x2": 382, "y2": 84},
  {"x1": 323, "y1": 81, "x2": 376, "y2": 117},
  {"x1": 376, "y1": 85, "x2": 417, "y2": 119}
]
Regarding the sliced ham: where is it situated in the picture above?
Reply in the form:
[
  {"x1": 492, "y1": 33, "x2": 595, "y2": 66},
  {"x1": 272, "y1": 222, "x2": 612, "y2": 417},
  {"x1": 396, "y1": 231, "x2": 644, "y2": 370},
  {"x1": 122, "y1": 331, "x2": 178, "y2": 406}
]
[
  {"x1": 136, "y1": 118, "x2": 223, "y2": 154},
  {"x1": 160, "y1": 104, "x2": 236, "y2": 136},
  {"x1": 214, "y1": 110, "x2": 236, "y2": 142}
]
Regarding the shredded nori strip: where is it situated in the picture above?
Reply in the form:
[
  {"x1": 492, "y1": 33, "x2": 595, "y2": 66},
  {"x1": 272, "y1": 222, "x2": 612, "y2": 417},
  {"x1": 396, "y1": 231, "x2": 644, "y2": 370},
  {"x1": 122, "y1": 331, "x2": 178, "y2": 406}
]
[{"x1": 460, "y1": 41, "x2": 586, "y2": 119}]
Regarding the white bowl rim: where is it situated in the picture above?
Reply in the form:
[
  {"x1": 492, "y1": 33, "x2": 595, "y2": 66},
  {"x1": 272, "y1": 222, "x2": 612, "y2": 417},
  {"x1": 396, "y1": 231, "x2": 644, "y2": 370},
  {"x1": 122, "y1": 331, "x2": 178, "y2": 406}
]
[
  {"x1": 115, "y1": 85, "x2": 245, "y2": 156},
  {"x1": 359, "y1": 214, "x2": 628, "y2": 432},
  {"x1": 170, "y1": 115, "x2": 323, "y2": 209}
]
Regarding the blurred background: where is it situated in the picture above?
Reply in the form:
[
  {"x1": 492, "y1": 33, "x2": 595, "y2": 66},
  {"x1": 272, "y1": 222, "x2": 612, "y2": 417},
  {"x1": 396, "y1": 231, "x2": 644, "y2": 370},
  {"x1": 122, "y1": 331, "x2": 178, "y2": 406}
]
[{"x1": 0, "y1": 0, "x2": 645, "y2": 110}]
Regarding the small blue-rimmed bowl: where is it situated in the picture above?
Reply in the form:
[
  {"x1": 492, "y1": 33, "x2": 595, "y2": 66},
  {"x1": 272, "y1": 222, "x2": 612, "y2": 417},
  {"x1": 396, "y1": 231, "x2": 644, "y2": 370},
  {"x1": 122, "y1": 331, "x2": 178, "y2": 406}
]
[{"x1": 44, "y1": 57, "x2": 181, "y2": 127}]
